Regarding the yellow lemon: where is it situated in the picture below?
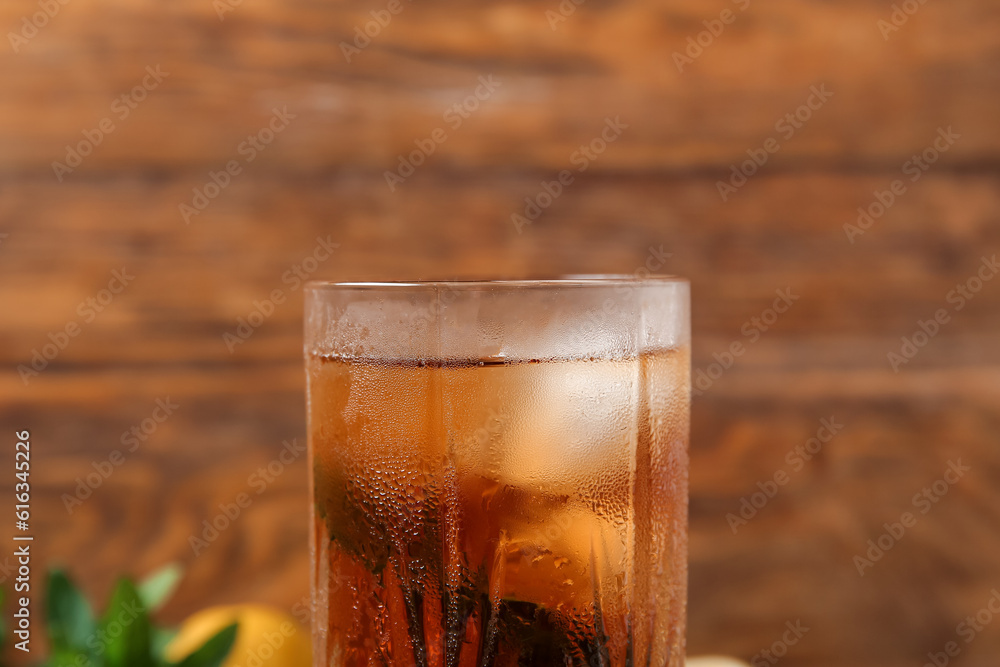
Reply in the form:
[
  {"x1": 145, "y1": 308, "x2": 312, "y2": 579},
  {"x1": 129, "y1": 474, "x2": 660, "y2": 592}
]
[{"x1": 166, "y1": 604, "x2": 311, "y2": 667}]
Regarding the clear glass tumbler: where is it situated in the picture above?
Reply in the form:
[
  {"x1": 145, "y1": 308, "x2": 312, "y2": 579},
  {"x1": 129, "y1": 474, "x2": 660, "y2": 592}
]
[{"x1": 305, "y1": 278, "x2": 690, "y2": 666}]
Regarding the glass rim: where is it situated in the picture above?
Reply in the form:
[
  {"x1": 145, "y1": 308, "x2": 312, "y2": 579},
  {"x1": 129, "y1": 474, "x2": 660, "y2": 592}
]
[{"x1": 305, "y1": 275, "x2": 688, "y2": 291}]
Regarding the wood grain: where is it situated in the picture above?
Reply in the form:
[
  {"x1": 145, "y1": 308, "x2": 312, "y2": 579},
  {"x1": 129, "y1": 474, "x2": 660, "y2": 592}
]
[
  {"x1": 0, "y1": 0, "x2": 998, "y2": 171},
  {"x1": 1, "y1": 173, "x2": 998, "y2": 351},
  {"x1": 2, "y1": 172, "x2": 999, "y2": 665},
  {"x1": 0, "y1": 0, "x2": 999, "y2": 663}
]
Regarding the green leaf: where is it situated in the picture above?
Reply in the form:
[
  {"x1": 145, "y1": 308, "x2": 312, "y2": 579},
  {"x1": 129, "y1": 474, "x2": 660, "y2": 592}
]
[
  {"x1": 138, "y1": 563, "x2": 183, "y2": 613},
  {"x1": 45, "y1": 648, "x2": 91, "y2": 667},
  {"x1": 171, "y1": 622, "x2": 238, "y2": 667},
  {"x1": 100, "y1": 578, "x2": 153, "y2": 667},
  {"x1": 151, "y1": 626, "x2": 179, "y2": 661},
  {"x1": 46, "y1": 570, "x2": 95, "y2": 652}
]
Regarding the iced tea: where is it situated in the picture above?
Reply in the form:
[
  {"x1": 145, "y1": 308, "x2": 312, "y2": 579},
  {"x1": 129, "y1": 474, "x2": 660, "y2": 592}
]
[{"x1": 306, "y1": 280, "x2": 689, "y2": 666}]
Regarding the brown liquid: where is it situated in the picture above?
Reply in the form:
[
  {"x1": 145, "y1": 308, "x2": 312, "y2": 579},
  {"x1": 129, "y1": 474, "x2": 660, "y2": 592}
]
[{"x1": 308, "y1": 350, "x2": 689, "y2": 666}]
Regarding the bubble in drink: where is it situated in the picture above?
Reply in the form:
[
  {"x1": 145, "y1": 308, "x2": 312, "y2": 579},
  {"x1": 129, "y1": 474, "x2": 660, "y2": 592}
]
[{"x1": 308, "y1": 348, "x2": 689, "y2": 666}]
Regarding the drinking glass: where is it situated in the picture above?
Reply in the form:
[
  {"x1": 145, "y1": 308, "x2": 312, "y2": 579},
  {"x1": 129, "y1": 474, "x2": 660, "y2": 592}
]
[{"x1": 305, "y1": 277, "x2": 689, "y2": 666}]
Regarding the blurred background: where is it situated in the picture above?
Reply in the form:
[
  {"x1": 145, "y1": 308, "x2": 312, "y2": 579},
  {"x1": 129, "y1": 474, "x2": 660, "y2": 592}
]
[{"x1": 1, "y1": 0, "x2": 999, "y2": 664}]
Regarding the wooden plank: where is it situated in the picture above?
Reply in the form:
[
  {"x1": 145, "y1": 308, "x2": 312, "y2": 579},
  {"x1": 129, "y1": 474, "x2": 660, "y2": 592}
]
[
  {"x1": 1, "y1": 0, "x2": 998, "y2": 661},
  {"x1": 2, "y1": 363, "x2": 998, "y2": 664},
  {"x1": 1, "y1": 362, "x2": 310, "y2": 619},
  {"x1": 0, "y1": 0, "x2": 998, "y2": 171},
  {"x1": 689, "y1": 395, "x2": 1000, "y2": 666},
  {"x1": 1, "y1": 172, "x2": 998, "y2": 370}
]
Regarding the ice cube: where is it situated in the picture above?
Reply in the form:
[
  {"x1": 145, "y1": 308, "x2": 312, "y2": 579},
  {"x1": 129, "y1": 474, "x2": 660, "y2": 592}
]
[{"x1": 492, "y1": 358, "x2": 636, "y2": 497}]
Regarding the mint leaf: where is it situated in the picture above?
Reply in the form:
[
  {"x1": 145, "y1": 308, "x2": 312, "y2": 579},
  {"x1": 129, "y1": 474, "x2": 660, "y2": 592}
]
[
  {"x1": 46, "y1": 570, "x2": 95, "y2": 652},
  {"x1": 171, "y1": 622, "x2": 238, "y2": 667},
  {"x1": 138, "y1": 563, "x2": 183, "y2": 613},
  {"x1": 45, "y1": 648, "x2": 91, "y2": 667},
  {"x1": 100, "y1": 578, "x2": 153, "y2": 667},
  {"x1": 151, "y1": 626, "x2": 179, "y2": 661}
]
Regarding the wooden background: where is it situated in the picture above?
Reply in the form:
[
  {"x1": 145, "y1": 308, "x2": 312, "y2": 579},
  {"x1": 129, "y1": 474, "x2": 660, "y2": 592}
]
[{"x1": 1, "y1": 0, "x2": 999, "y2": 664}]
